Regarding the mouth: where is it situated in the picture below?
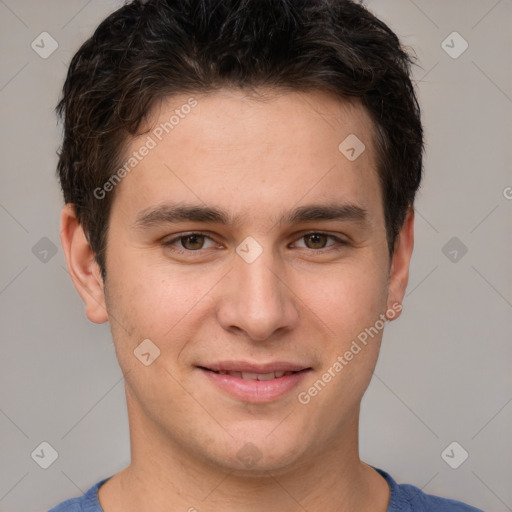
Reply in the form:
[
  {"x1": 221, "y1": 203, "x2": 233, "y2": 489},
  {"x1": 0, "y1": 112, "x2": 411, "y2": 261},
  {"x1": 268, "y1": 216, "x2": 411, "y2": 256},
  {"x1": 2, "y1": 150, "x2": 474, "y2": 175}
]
[
  {"x1": 200, "y1": 368, "x2": 301, "y2": 380},
  {"x1": 197, "y1": 362, "x2": 312, "y2": 403}
]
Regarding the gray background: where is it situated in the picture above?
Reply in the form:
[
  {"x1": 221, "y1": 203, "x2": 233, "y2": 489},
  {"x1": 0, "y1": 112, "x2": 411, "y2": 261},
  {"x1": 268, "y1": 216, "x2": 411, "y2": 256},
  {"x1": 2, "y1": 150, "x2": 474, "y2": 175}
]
[{"x1": 1, "y1": 1, "x2": 511, "y2": 510}]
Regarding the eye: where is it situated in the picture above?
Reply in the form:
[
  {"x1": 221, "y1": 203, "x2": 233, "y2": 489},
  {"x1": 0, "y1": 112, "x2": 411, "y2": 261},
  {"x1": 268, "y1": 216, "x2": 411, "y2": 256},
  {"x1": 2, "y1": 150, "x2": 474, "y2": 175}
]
[
  {"x1": 293, "y1": 232, "x2": 346, "y2": 251},
  {"x1": 163, "y1": 232, "x2": 217, "y2": 252},
  {"x1": 162, "y1": 230, "x2": 347, "y2": 256}
]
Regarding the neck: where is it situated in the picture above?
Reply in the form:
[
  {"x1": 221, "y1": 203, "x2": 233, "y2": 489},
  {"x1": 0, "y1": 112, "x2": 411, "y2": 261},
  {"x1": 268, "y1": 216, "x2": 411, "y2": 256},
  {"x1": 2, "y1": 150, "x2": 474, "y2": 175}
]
[{"x1": 98, "y1": 389, "x2": 389, "y2": 512}]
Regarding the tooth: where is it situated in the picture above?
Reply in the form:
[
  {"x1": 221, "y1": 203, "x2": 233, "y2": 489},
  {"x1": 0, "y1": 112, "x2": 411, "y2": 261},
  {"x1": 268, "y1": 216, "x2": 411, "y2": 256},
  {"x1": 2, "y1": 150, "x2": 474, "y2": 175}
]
[
  {"x1": 284, "y1": 371, "x2": 294, "y2": 376},
  {"x1": 257, "y1": 372, "x2": 276, "y2": 381},
  {"x1": 274, "y1": 371, "x2": 285, "y2": 378},
  {"x1": 228, "y1": 371, "x2": 242, "y2": 378},
  {"x1": 241, "y1": 372, "x2": 259, "y2": 380},
  {"x1": 218, "y1": 370, "x2": 228, "y2": 375}
]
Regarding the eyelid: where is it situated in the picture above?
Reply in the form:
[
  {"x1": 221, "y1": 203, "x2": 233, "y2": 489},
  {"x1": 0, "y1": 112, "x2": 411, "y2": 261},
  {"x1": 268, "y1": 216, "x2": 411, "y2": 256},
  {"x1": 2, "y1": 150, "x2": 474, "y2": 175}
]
[
  {"x1": 291, "y1": 231, "x2": 346, "y2": 249},
  {"x1": 162, "y1": 230, "x2": 347, "y2": 254},
  {"x1": 162, "y1": 231, "x2": 217, "y2": 249}
]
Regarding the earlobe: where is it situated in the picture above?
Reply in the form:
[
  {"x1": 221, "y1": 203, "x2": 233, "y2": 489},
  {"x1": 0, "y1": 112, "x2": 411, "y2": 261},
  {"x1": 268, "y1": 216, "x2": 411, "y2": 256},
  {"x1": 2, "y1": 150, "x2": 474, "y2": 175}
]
[
  {"x1": 386, "y1": 207, "x2": 415, "y2": 320},
  {"x1": 60, "y1": 203, "x2": 109, "y2": 324}
]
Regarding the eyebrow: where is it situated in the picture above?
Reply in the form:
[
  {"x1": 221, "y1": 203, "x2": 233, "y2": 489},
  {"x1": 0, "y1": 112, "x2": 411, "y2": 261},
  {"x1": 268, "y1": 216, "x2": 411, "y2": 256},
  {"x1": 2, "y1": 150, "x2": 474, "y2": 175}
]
[{"x1": 133, "y1": 201, "x2": 368, "y2": 230}]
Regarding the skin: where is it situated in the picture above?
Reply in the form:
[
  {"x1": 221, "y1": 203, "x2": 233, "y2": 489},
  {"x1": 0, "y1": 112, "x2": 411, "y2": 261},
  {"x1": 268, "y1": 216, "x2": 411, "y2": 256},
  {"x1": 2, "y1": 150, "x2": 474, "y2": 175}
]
[{"x1": 60, "y1": 88, "x2": 414, "y2": 512}]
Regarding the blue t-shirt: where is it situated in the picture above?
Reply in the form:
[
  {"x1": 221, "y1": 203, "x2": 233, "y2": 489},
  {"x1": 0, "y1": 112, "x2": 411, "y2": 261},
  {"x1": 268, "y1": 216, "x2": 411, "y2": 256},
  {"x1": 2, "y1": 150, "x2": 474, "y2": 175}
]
[{"x1": 48, "y1": 467, "x2": 484, "y2": 512}]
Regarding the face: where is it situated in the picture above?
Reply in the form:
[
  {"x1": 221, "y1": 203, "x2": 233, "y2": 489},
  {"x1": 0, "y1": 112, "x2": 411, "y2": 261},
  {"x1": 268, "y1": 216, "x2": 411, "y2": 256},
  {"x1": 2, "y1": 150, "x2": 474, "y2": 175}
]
[{"x1": 64, "y1": 88, "x2": 413, "y2": 474}]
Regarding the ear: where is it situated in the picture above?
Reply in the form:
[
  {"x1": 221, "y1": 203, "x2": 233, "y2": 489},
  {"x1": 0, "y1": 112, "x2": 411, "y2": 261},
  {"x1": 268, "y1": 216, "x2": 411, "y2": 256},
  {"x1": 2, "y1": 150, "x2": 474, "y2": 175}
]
[
  {"x1": 60, "y1": 203, "x2": 109, "y2": 324},
  {"x1": 386, "y1": 207, "x2": 414, "y2": 321}
]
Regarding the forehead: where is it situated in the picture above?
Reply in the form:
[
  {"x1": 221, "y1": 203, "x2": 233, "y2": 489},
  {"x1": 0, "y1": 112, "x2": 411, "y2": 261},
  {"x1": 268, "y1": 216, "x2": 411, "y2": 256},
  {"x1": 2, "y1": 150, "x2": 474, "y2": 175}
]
[{"x1": 113, "y1": 88, "x2": 383, "y2": 227}]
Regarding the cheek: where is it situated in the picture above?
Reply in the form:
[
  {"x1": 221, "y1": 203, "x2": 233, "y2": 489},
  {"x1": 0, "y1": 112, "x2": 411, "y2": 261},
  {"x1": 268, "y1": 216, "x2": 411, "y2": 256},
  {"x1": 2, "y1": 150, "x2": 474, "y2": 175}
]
[
  {"x1": 296, "y1": 263, "x2": 389, "y2": 419},
  {"x1": 308, "y1": 258, "x2": 389, "y2": 341},
  {"x1": 104, "y1": 252, "x2": 218, "y2": 354}
]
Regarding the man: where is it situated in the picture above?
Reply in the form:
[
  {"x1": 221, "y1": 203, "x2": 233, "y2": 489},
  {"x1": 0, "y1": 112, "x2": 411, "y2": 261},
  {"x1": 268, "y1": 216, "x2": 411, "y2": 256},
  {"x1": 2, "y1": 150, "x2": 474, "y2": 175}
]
[{"x1": 51, "y1": 0, "x2": 483, "y2": 510}]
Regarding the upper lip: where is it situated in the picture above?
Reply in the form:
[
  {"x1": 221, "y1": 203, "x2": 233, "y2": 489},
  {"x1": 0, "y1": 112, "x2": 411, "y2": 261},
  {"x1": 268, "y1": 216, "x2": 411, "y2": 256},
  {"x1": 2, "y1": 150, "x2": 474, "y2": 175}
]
[{"x1": 199, "y1": 361, "x2": 310, "y2": 373}]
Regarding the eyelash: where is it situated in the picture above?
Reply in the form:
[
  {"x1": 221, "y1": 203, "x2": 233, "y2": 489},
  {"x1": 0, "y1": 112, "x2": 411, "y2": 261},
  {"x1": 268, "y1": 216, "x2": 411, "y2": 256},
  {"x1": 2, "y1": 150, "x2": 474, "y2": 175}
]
[{"x1": 162, "y1": 231, "x2": 347, "y2": 256}]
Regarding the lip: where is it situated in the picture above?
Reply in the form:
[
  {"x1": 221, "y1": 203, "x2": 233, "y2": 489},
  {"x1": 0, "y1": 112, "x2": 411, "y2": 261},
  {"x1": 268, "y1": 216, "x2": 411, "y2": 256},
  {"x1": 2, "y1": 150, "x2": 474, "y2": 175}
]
[
  {"x1": 203, "y1": 361, "x2": 308, "y2": 373},
  {"x1": 198, "y1": 361, "x2": 312, "y2": 403}
]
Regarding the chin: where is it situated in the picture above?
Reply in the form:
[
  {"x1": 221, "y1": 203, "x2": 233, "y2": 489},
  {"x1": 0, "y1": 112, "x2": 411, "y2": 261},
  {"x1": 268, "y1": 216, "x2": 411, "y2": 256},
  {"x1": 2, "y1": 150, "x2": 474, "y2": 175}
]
[{"x1": 204, "y1": 426, "x2": 308, "y2": 475}]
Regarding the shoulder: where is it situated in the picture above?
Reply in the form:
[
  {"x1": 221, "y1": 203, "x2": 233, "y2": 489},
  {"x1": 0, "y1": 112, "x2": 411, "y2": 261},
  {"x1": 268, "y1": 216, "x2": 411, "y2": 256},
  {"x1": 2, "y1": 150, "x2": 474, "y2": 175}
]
[
  {"x1": 47, "y1": 478, "x2": 110, "y2": 512},
  {"x1": 374, "y1": 468, "x2": 485, "y2": 512}
]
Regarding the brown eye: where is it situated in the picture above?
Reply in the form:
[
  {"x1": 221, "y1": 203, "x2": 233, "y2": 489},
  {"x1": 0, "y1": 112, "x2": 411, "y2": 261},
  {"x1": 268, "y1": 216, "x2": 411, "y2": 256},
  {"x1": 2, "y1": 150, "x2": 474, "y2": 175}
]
[
  {"x1": 293, "y1": 232, "x2": 346, "y2": 252},
  {"x1": 303, "y1": 233, "x2": 329, "y2": 249},
  {"x1": 163, "y1": 232, "x2": 217, "y2": 253},
  {"x1": 179, "y1": 234, "x2": 206, "y2": 250}
]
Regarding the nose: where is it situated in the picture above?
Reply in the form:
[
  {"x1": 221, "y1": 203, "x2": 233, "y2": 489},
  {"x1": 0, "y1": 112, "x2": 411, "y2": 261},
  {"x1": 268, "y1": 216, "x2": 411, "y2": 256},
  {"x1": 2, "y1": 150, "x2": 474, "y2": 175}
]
[{"x1": 215, "y1": 247, "x2": 300, "y2": 342}]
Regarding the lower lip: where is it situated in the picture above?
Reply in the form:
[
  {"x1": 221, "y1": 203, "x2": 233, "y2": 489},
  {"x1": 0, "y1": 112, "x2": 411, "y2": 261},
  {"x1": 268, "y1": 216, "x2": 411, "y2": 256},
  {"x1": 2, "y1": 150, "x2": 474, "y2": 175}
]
[{"x1": 200, "y1": 368, "x2": 310, "y2": 403}]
